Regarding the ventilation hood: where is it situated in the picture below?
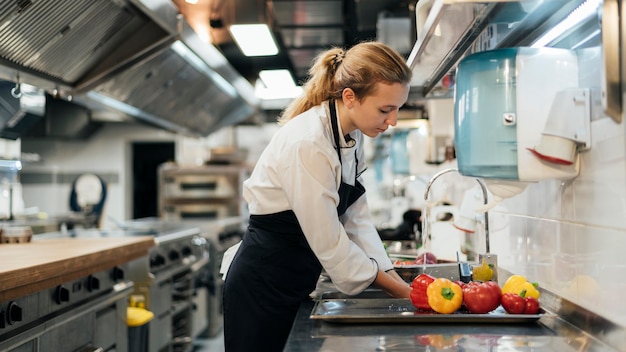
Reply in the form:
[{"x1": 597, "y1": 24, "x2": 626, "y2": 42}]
[
  {"x1": 0, "y1": 81, "x2": 45, "y2": 140},
  {"x1": 0, "y1": 0, "x2": 258, "y2": 138}
]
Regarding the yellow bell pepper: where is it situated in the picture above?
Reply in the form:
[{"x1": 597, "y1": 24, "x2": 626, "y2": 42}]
[
  {"x1": 501, "y1": 274, "x2": 540, "y2": 299},
  {"x1": 472, "y1": 258, "x2": 494, "y2": 281},
  {"x1": 426, "y1": 278, "x2": 463, "y2": 314}
]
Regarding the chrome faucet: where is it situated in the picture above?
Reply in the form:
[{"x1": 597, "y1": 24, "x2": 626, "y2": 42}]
[{"x1": 423, "y1": 168, "x2": 491, "y2": 254}]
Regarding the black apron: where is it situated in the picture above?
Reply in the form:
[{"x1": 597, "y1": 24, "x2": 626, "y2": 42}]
[{"x1": 223, "y1": 101, "x2": 366, "y2": 352}]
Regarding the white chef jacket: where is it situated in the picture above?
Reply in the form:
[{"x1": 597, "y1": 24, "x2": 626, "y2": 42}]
[{"x1": 242, "y1": 101, "x2": 393, "y2": 295}]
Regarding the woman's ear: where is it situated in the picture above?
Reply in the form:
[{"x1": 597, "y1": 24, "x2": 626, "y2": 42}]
[{"x1": 341, "y1": 88, "x2": 356, "y2": 108}]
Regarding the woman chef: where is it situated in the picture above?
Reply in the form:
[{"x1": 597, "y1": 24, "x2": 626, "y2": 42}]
[{"x1": 223, "y1": 41, "x2": 413, "y2": 352}]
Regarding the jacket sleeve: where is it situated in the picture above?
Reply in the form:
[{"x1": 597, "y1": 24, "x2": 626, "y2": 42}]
[{"x1": 276, "y1": 139, "x2": 378, "y2": 295}]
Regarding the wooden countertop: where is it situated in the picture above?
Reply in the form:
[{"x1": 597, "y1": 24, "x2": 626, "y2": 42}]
[{"x1": 0, "y1": 236, "x2": 155, "y2": 302}]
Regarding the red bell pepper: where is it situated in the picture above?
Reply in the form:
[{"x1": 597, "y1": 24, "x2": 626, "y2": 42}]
[
  {"x1": 410, "y1": 273, "x2": 435, "y2": 310},
  {"x1": 501, "y1": 292, "x2": 540, "y2": 314},
  {"x1": 462, "y1": 281, "x2": 501, "y2": 314}
]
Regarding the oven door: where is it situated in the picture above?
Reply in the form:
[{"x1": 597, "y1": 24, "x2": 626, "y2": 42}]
[{"x1": 162, "y1": 174, "x2": 236, "y2": 199}]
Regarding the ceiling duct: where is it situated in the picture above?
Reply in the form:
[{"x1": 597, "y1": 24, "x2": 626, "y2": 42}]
[
  {"x1": 0, "y1": 81, "x2": 45, "y2": 140},
  {"x1": 0, "y1": 0, "x2": 257, "y2": 138}
]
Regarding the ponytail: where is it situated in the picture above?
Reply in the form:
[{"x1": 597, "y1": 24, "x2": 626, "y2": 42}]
[
  {"x1": 278, "y1": 41, "x2": 412, "y2": 124},
  {"x1": 278, "y1": 48, "x2": 345, "y2": 124}
]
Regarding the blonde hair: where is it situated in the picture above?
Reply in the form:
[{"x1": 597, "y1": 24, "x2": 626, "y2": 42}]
[{"x1": 278, "y1": 41, "x2": 412, "y2": 124}]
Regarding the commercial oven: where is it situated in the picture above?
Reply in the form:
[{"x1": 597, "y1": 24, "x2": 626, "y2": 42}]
[
  {"x1": 158, "y1": 163, "x2": 251, "y2": 221},
  {"x1": 0, "y1": 265, "x2": 132, "y2": 352},
  {"x1": 161, "y1": 173, "x2": 237, "y2": 199}
]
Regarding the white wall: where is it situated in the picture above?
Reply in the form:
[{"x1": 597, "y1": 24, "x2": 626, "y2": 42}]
[
  {"x1": 20, "y1": 123, "x2": 178, "y2": 228},
  {"x1": 472, "y1": 116, "x2": 625, "y2": 326}
]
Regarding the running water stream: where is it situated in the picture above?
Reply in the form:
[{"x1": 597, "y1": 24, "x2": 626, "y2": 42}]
[{"x1": 418, "y1": 201, "x2": 434, "y2": 271}]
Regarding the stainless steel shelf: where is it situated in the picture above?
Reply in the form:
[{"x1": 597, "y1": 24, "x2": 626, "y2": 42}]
[{"x1": 407, "y1": 0, "x2": 586, "y2": 100}]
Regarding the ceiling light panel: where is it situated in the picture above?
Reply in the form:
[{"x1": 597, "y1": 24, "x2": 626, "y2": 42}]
[
  {"x1": 229, "y1": 24, "x2": 279, "y2": 56},
  {"x1": 259, "y1": 69, "x2": 297, "y2": 89}
]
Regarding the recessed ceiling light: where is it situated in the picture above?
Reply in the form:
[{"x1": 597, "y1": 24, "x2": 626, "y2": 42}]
[
  {"x1": 229, "y1": 24, "x2": 279, "y2": 56},
  {"x1": 255, "y1": 70, "x2": 302, "y2": 101},
  {"x1": 185, "y1": 0, "x2": 199, "y2": 4},
  {"x1": 259, "y1": 69, "x2": 296, "y2": 89}
]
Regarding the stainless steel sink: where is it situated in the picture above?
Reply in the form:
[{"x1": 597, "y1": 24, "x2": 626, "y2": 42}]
[{"x1": 318, "y1": 263, "x2": 462, "y2": 300}]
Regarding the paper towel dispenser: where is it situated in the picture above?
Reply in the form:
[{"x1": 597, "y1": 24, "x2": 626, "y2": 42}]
[{"x1": 454, "y1": 47, "x2": 591, "y2": 204}]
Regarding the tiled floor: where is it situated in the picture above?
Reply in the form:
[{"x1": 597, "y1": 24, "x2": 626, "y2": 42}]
[{"x1": 193, "y1": 330, "x2": 225, "y2": 352}]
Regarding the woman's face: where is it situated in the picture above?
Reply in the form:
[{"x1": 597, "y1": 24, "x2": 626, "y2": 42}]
[{"x1": 342, "y1": 81, "x2": 410, "y2": 138}]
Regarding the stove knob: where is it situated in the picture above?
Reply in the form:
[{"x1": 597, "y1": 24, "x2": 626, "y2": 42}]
[
  {"x1": 191, "y1": 236, "x2": 207, "y2": 247},
  {"x1": 169, "y1": 250, "x2": 180, "y2": 261},
  {"x1": 181, "y1": 246, "x2": 192, "y2": 257},
  {"x1": 56, "y1": 286, "x2": 70, "y2": 304},
  {"x1": 150, "y1": 254, "x2": 165, "y2": 268},
  {"x1": 111, "y1": 267, "x2": 125, "y2": 282},
  {"x1": 87, "y1": 275, "x2": 101, "y2": 291},
  {"x1": 6, "y1": 302, "x2": 22, "y2": 325}
]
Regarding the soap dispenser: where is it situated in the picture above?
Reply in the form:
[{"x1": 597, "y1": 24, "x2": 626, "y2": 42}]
[{"x1": 454, "y1": 47, "x2": 590, "y2": 205}]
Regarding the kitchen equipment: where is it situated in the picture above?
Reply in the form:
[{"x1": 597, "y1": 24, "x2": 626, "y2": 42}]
[
  {"x1": 0, "y1": 266, "x2": 133, "y2": 352},
  {"x1": 162, "y1": 203, "x2": 233, "y2": 220},
  {"x1": 158, "y1": 163, "x2": 251, "y2": 221},
  {"x1": 390, "y1": 130, "x2": 411, "y2": 175},
  {"x1": 454, "y1": 47, "x2": 590, "y2": 205},
  {"x1": 185, "y1": 217, "x2": 244, "y2": 338},
  {"x1": 162, "y1": 173, "x2": 236, "y2": 199},
  {"x1": 457, "y1": 252, "x2": 472, "y2": 283},
  {"x1": 377, "y1": 209, "x2": 422, "y2": 241},
  {"x1": 207, "y1": 146, "x2": 249, "y2": 165},
  {"x1": 424, "y1": 168, "x2": 498, "y2": 274},
  {"x1": 113, "y1": 219, "x2": 209, "y2": 352}
]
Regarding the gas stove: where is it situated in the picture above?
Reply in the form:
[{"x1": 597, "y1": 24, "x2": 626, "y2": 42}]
[
  {"x1": 176, "y1": 217, "x2": 244, "y2": 338},
  {"x1": 0, "y1": 265, "x2": 132, "y2": 351}
]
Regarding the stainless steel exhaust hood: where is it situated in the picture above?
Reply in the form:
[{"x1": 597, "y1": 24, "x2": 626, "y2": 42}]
[
  {"x1": 0, "y1": 81, "x2": 45, "y2": 140},
  {"x1": 0, "y1": 0, "x2": 258, "y2": 138}
]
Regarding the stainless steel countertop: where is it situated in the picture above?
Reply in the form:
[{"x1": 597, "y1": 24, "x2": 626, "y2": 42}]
[{"x1": 283, "y1": 277, "x2": 621, "y2": 351}]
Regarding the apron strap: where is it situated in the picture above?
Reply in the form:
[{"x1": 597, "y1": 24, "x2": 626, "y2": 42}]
[{"x1": 329, "y1": 100, "x2": 342, "y2": 164}]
